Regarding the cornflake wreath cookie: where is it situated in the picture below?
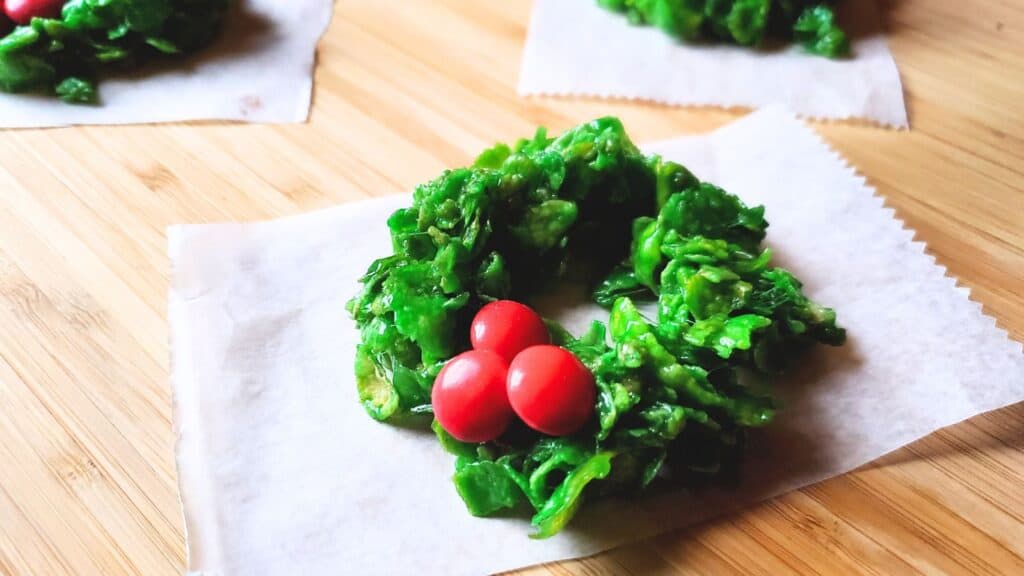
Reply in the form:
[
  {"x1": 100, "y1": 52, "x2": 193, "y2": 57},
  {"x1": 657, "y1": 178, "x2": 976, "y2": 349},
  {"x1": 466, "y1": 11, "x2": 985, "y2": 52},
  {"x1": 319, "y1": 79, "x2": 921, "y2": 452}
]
[
  {"x1": 347, "y1": 118, "x2": 846, "y2": 538},
  {"x1": 596, "y1": 0, "x2": 850, "y2": 58},
  {"x1": 0, "y1": 0, "x2": 229, "y2": 103}
]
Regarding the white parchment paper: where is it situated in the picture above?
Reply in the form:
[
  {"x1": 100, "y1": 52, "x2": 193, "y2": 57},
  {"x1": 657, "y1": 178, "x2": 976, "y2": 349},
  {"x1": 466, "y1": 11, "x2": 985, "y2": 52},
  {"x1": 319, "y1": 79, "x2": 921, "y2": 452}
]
[
  {"x1": 170, "y1": 109, "x2": 1022, "y2": 576},
  {"x1": 0, "y1": 0, "x2": 333, "y2": 128},
  {"x1": 519, "y1": 0, "x2": 907, "y2": 127}
]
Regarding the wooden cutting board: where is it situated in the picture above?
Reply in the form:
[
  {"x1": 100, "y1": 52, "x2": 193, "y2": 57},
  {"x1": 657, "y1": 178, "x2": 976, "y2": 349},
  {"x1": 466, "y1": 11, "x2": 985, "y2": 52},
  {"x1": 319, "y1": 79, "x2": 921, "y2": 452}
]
[{"x1": 0, "y1": 1, "x2": 1021, "y2": 574}]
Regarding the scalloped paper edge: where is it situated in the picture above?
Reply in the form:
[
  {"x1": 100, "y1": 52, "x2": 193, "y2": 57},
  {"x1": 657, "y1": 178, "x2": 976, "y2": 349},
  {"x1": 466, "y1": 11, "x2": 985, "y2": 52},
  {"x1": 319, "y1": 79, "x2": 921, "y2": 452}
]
[{"x1": 789, "y1": 112, "x2": 1019, "y2": 351}]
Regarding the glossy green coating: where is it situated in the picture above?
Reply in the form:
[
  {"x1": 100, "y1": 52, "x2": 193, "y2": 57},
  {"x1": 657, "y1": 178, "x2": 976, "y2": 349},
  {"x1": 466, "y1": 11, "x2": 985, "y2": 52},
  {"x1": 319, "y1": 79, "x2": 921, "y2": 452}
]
[
  {"x1": 0, "y1": 0, "x2": 230, "y2": 103},
  {"x1": 349, "y1": 118, "x2": 845, "y2": 537},
  {"x1": 596, "y1": 0, "x2": 850, "y2": 58}
]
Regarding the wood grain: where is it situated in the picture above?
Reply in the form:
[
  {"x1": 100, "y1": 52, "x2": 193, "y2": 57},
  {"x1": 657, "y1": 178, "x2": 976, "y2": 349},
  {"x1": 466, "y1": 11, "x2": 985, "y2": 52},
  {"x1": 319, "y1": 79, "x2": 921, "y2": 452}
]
[{"x1": 0, "y1": 0, "x2": 1021, "y2": 574}]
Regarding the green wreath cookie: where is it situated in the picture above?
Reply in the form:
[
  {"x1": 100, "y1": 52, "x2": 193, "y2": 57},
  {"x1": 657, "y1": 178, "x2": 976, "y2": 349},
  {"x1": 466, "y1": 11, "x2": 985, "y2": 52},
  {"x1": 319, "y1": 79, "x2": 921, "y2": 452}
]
[
  {"x1": 347, "y1": 118, "x2": 845, "y2": 538},
  {"x1": 596, "y1": 0, "x2": 850, "y2": 58},
  {"x1": 0, "y1": 0, "x2": 229, "y2": 103}
]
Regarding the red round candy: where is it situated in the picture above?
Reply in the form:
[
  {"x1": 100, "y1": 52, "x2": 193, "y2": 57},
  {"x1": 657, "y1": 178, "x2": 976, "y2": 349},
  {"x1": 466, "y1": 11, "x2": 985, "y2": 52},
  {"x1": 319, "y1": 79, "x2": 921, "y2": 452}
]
[
  {"x1": 4, "y1": 0, "x2": 64, "y2": 24},
  {"x1": 470, "y1": 300, "x2": 549, "y2": 364},
  {"x1": 507, "y1": 345, "x2": 596, "y2": 437},
  {"x1": 432, "y1": 350, "x2": 512, "y2": 443}
]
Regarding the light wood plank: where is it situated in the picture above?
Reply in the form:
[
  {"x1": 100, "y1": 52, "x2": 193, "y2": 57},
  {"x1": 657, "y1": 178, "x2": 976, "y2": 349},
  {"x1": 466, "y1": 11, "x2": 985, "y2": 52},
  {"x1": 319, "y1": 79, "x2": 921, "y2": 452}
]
[{"x1": 0, "y1": 0, "x2": 1021, "y2": 574}]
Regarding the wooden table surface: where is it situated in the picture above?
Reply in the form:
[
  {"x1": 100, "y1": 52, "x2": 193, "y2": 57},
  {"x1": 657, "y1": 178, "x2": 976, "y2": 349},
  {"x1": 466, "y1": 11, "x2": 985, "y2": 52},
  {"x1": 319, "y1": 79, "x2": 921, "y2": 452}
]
[{"x1": 1, "y1": 1, "x2": 1022, "y2": 574}]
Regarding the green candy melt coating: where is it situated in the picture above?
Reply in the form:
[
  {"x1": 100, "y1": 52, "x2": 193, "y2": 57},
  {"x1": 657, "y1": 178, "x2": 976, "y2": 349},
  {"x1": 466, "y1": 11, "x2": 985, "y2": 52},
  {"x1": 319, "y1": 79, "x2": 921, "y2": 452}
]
[{"x1": 349, "y1": 117, "x2": 845, "y2": 537}]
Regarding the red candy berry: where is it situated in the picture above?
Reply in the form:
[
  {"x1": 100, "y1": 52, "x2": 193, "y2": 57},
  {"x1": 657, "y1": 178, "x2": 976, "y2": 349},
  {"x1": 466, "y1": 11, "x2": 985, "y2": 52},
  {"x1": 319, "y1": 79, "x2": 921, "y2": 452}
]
[
  {"x1": 432, "y1": 350, "x2": 512, "y2": 443},
  {"x1": 4, "y1": 0, "x2": 64, "y2": 25},
  {"x1": 434, "y1": 301, "x2": 593, "y2": 441},
  {"x1": 507, "y1": 345, "x2": 596, "y2": 437},
  {"x1": 470, "y1": 300, "x2": 549, "y2": 364}
]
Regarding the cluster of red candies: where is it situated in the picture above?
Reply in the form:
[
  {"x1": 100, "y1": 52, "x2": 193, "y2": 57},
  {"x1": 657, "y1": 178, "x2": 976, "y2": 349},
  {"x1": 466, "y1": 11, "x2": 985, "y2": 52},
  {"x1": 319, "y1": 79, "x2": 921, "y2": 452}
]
[
  {"x1": 432, "y1": 301, "x2": 597, "y2": 443},
  {"x1": 2, "y1": 0, "x2": 64, "y2": 27}
]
